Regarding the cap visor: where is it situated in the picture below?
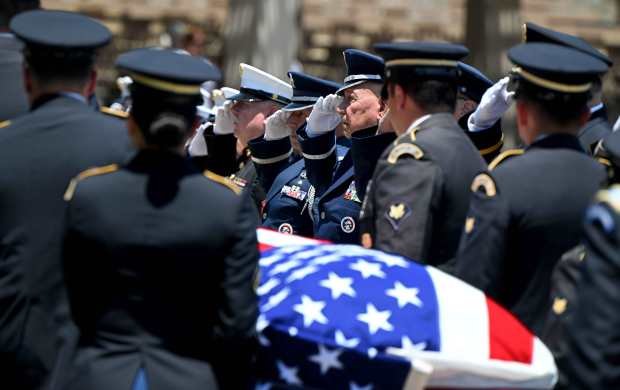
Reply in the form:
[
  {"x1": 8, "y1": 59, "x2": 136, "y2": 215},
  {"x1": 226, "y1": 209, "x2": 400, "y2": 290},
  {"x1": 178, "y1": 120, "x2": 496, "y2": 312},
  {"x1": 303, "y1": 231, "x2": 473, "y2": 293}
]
[
  {"x1": 229, "y1": 91, "x2": 263, "y2": 102},
  {"x1": 283, "y1": 102, "x2": 314, "y2": 112},
  {"x1": 336, "y1": 80, "x2": 367, "y2": 95}
]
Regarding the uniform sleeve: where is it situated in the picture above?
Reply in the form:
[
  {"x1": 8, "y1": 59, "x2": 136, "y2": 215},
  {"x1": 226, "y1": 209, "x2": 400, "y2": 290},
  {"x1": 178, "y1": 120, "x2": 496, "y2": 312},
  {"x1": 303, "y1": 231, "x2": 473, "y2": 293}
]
[
  {"x1": 453, "y1": 177, "x2": 511, "y2": 298},
  {"x1": 350, "y1": 129, "x2": 395, "y2": 200},
  {"x1": 247, "y1": 136, "x2": 293, "y2": 193},
  {"x1": 297, "y1": 124, "x2": 338, "y2": 195},
  {"x1": 191, "y1": 130, "x2": 238, "y2": 176},
  {"x1": 557, "y1": 203, "x2": 620, "y2": 389},
  {"x1": 212, "y1": 189, "x2": 260, "y2": 389},
  {"x1": 365, "y1": 157, "x2": 443, "y2": 263}
]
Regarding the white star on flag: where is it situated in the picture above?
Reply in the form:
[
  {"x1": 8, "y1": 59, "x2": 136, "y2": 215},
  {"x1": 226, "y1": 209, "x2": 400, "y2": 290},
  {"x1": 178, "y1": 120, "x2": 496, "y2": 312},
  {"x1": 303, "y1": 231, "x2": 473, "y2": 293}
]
[
  {"x1": 386, "y1": 281, "x2": 423, "y2": 308},
  {"x1": 257, "y1": 278, "x2": 279, "y2": 296},
  {"x1": 385, "y1": 336, "x2": 427, "y2": 360},
  {"x1": 320, "y1": 272, "x2": 356, "y2": 299},
  {"x1": 277, "y1": 360, "x2": 302, "y2": 385},
  {"x1": 357, "y1": 303, "x2": 394, "y2": 334},
  {"x1": 308, "y1": 344, "x2": 344, "y2": 374},
  {"x1": 350, "y1": 259, "x2": 386, "y2": 279},
  {"x1": 269, "y1": 259, "x2": 301, "y2": 276},
  {"x1": 286, "y1": 266, "x2": 318, "y2": 283},
  {"x1": 293, "y1": 295, "x2": 328, "y2": 327},
  {"x1": 334, "y1": 330, "x2": 360, "y2": 348},
  {"x1": 350, "y1": 382, "x2": 373, "y2": 390},
  {"x1": 262, "y1": 287, "x2": 290, "y2": 312}
]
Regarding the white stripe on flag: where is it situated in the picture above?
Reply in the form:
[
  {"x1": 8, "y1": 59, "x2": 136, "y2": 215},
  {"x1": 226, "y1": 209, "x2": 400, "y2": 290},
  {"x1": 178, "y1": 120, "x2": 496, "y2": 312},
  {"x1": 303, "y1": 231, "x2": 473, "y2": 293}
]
[
  {"x1": 256, "y1": 228, "x2": 322, "y2": 248},
  {"x1": 426, "y1": 267, "x2": 489, "y2": 359}
]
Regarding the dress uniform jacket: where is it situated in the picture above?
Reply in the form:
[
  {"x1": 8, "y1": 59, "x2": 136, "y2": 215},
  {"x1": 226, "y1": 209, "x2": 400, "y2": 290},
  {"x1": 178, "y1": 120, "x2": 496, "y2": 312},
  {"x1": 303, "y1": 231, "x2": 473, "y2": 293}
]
[
  {"x1": 455, "y1": 134, "x2": 607, "y2": 334},
  {"x1": 57, "y1": 150, "x2": 259, "y2": 390},
  {"x1": 0, "y1": 34, "x2": 29, "y2": 121},
  {"x1": 0, "y1": 94, "x2": 132, "y2": 389},
  {"x1": 554, "y1": 186, "x2": 620, "y2": 389},
  {"x1": 299, "y1": 126, "x2": 395, "y2": 244},
  {"x1": 360, "y1": 113, "x2": 486, "y2": 265},
  {"x1": 578, "y1": 105, "x2": 611, "y2": 154},
  {"x1": 190, "y1": 128, "x2": 238, "y2": 177}
]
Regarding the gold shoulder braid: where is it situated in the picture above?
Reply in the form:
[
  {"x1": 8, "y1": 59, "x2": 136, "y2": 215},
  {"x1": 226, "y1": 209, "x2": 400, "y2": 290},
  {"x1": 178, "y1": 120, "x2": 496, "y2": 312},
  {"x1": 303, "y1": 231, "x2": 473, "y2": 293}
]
[
  {"x1": 204, "y1": 170, "x2": 241, "y2": 195},
  {"x1": 0, "y1": 120, "x2": 11, "y2": 129},
  {"x1": 387, "y1": 143, "x2": 424, "y2": 164},
  {"x1": 100, "y1": 106, "x2": 129, "y2": 119},
  {"x1": 470, "y1": 172, "x2": 497, "y2": 197},
  {"x1": 488, "y1": 149, "x2": 524, "y2": 170},
  {"x1": 64, "y1": 164, "x2": 119, "y2": 201}
]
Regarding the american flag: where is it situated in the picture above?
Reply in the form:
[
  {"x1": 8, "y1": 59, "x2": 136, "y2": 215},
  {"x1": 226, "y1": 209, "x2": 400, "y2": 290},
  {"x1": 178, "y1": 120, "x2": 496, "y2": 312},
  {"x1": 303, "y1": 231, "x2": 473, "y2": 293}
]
[{"x1": 255, "y1": 229, "x2": 557, "y2": 389}]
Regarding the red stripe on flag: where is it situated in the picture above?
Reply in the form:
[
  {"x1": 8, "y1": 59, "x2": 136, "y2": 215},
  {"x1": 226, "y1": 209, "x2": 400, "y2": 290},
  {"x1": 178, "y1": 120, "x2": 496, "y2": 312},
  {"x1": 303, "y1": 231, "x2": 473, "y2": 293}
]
[
  {"x1": 486, "y1": 297, "x2": 533, "y2": 364},
  {"x1": 258, "y1": 243, "x2": 273, "y2": 252}
]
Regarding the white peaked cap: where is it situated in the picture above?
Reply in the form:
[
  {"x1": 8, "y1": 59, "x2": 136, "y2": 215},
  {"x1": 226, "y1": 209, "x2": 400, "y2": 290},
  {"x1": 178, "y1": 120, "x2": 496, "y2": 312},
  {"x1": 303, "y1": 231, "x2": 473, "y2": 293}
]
[{"x1": 236, "y1": 63, "x2": 293, "y2": 104}]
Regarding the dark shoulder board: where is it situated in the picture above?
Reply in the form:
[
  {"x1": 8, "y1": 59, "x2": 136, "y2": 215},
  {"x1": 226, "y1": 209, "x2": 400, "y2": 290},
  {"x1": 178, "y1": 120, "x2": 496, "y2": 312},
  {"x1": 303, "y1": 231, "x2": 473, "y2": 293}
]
[
  {"x1": 488, "y1": 149, "x2": 524, "y2": 170},
  {"x1": 64, "y1": 164, "x2": 119, "y2": 201},
  {"x1": 204, "y1": 170, "x2": 241, "y2": 195},
  {"x1": 0, "y1": 120, "x2": 11, "y2": 129},
  {"x1": 100, "y1": 106, "x2": 129, "y2": 119},
  {"x1": 386, "y1": 141, "x2": 424, "y2": 164}
]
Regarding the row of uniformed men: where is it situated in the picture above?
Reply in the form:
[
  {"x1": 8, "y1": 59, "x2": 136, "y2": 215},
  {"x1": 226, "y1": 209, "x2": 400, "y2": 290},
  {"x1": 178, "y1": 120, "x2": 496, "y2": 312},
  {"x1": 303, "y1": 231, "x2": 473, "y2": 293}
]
[{"x1": 173, "y1": 21, "x2": 620, "y2": 386}]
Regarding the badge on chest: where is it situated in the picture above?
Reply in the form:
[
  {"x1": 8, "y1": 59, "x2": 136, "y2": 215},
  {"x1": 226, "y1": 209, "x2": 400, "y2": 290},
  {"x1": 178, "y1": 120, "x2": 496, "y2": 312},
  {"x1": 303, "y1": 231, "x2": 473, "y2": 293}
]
[
  {"x1": 343, "y1": 181, "x2": 361, "y2": 203},
  {"x1": 281, "y1": 185, "x2": 307, "y2": 201}
]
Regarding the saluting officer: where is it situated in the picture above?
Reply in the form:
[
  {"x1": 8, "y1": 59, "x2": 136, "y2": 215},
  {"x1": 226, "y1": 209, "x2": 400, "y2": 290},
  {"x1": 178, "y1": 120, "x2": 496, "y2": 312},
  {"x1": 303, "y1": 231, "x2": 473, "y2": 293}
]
[
  {"x1": 456, "y1": 62, "x2": 504, "y2": 163},
  {"x1": 454, "y1": 42, "x2": 608, "y2": 334},
  {"x1": 252, "y1": 72, "x2": 341, "y2": 236},
  {"x1": 359, "y1": 42, "x2": 485, "y2": 266},
  {"x1": 56, "y1": 48, "x2": 258, "y2": 390},
  {"x1": 0, "y1": 10, "x2": 131, "y2": 389},
  {"x1": 298, "y1": 49, "x2": 395, "y2": 243}
]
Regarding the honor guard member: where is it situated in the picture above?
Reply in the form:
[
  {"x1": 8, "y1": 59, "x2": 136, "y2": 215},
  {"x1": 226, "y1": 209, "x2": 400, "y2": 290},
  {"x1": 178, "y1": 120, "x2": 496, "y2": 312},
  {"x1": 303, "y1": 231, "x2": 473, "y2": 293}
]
[
  {"x1": 229, "y1": 64, "x2": 293, "y2": 212},
  {"x1": 454, "y1": 43, "x2": 608, "y2": 334},
  {"x1": 0, "y1": 0, "x2": 39, "y2": 122},
  {"x1": 188, "y1": 87, "x2": 241, "y2": 177},
  {"x1": 360, "y1": 42, "x2": 485, "y2": 265},
  {"x1": 553, "y1": 187, "x2": 620, "y2": 389},
  {"x1": 456, "y1": 62, "x2": 504, "y2": 163},
  {"x1": 298, "y1": 49, "x2": 395, "y2": 243},
  {"x1": 56, "y1": 47, "x2": 258, "y2": 390},
  {"x1": 256, "y1": 72, "x2": 341, "y2": 236},
  {"x1": 0, "y1": 10, "x2": 131, "y2": 389}
]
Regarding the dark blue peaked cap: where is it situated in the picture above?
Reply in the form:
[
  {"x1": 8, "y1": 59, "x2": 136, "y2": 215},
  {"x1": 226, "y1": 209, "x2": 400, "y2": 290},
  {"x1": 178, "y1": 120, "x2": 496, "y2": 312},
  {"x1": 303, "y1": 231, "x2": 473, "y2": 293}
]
[
  {"x1": 374, "y1": 41, "x2": 469, "y2": 79},
  {"x1": 10, "y1": 10, "x2": 111, "y2": 63},
  {"x1": 336, "y1": 49, "x2": 385, "y2": 94},
  {"x1": 116, "y1": 48, "x2": 221, "y2": 95},
  {"x1": 508, "y1": 43, "x2": 608, "y2": 94},
  {"x1": 284, "y1": 72, "x2": 342, "y2": 111},
  {"x1": 523, "y1": 22, "x2": 612, "y2": 67},
  {"x1": 457, "y1": 62, "x2": 493, "y2": 102}
]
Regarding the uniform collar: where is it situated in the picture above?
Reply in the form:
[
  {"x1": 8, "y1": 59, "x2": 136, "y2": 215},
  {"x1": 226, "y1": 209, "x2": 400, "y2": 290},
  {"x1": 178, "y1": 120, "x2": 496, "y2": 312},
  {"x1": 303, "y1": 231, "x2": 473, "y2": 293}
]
[
  {"x1": 30, "y1": 92, "x2": 87, "y2": 111},
  {"x1": 127, "y1": 149, "x2": 196, "y2": 173},
  {"x1": 527, "y1": 133, "x2": 585, "y2": 153}
]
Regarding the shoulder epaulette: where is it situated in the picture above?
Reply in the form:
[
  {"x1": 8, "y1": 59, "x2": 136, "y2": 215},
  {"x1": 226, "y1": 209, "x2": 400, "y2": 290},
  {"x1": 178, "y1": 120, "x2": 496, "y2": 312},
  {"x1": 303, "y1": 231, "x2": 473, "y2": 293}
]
[
  {"x1": 488, "y1": 149, "x2": 524, "y2": 170},
  {"x1": 100, "y1": 106, "x2": 129, "y2": 119},
  {"x1": 204, "y1": 170, "x2": 241, "y2": 195},
  {"x1": 0, "y1": 120, "x2": 11, "y2": 129},
  {"x1": 387, "y1": 142, "x2": 424, "y2": 164},
  {"x1": 64, "y1": 164, "x2": 119, "y2": 201}
]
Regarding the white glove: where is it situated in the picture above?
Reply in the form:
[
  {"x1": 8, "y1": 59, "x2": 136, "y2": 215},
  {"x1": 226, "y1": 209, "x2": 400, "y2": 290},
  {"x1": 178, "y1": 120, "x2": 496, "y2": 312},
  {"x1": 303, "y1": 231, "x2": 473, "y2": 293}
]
[
  {"x1": 213, "y1": 100, "x2": 235, "y2": 135},
  {"x1": 264, "y1": 109, "x2": 291, "y2": 141},
  {"x1": 306, "y1": 94, "x2": 343, "y2": 138},
  {"x1": 468, "y1": 77, "x2": 515, "y2": 132},
  {"x1": 187, "y1": 122, "x2": 209, "y2": 157},
  {"x1": 613, "y1": 115, "x2": 620, "y2": 133}
]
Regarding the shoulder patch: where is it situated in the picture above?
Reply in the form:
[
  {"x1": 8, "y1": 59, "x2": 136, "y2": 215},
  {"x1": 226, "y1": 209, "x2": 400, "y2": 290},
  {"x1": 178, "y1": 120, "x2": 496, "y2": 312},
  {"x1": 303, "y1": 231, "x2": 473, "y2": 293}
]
[
  {"x1": 204, "y1": 170, "x2": 241, "y2": 195},
  {"x1": 387, "y1": 143, "x2": 424, "y2": 164},
  {"x1": 64, "y1": 164, "x2": 119, "y2": 201},
  {"x1": 471, "y1": 172, "x2": 497, "y2": 197},
  {"x1": 100, "y1": 106, "x2": 129, "y2": 119},
  {"x1": 0, "y1": 120, "x2": 11, "y2": 129},
  {"x1": 488, "y1": 149, "x2": 524, "y2": 170}
]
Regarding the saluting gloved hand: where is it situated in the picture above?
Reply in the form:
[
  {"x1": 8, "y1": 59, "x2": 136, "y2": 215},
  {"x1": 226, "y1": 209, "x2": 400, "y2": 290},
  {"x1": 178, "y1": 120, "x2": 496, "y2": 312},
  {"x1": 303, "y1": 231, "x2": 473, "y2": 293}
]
[
  {"x1": 264, "y1": 109, "x2": 291, "y2": 141},
  {"x1": 213, "y1": 100, "x2": 235, "y2": 135},
  {"x1": 306, "y1": 94, "x2": 343, "y2": 137},
  {"x1": 468, "y1": 76, "x2": 515, "y2": 132},
  {"x1": 187, "y1": 122, "x2": 209, "y2": 157}
]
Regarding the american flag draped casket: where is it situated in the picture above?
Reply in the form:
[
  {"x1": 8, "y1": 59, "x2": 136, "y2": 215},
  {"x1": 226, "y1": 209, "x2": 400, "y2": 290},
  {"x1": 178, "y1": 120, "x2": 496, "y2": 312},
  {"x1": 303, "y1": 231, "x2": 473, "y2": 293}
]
[{"x1": 255, "y1": 229, "x2": 557, "y2": 389}]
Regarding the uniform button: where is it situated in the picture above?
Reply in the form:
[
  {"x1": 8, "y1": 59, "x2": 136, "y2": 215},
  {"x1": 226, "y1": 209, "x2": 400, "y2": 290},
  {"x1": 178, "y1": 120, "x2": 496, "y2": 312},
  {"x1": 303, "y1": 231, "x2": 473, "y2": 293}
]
[
  {"x1": 262, "y1": 213, "x2": 267, "y2": 219},
  {"x1": 320, "y1": 212, "x2": 326, "y2": 220}
]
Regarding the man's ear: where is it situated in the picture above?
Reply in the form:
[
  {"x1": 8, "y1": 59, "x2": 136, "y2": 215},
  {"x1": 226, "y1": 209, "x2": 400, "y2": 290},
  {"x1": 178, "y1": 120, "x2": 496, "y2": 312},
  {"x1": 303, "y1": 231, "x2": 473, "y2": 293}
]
[
  {"x1": 395, "y1": 84, "x2": 408, "y2": 110},
  {"x1": 577, "y1": 105, "x2": 591, "y2": 127},
  {"x1": 84, "y1": 69, "x2": 97, "y2": 97},
  {"x1": 515, "y1": 100, "x2": 529, "y2": 132},
  {"x1": 23, "y1": 64, "x2": 33, "y2": 96}
]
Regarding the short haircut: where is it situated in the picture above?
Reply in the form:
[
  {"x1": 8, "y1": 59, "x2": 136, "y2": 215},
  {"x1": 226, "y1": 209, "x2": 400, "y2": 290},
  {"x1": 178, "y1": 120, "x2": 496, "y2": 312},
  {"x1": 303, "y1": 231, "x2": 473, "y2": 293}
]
[
  {"x1": 514, "y1": 78, "x2": 590, "y2": 125},
  {"x1": 25, "y1": 47, "x2": 94, "y2": 87},
  {"x1": 387, "y1": 70, "x2": 457, "y2": 113}
]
